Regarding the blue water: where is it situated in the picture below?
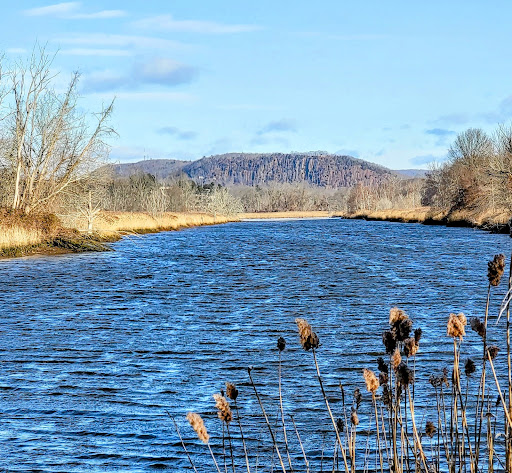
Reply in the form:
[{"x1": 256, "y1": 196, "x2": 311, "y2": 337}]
[{"x1": 1, "y1": 219, "x2": 510, "y2": 472}]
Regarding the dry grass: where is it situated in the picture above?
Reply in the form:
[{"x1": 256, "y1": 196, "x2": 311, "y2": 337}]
[
  {"x1": 241, "y1": 211, "x2": 332, "y2": 219},
  {"x1": 342, "y1": 207, "x2": 431, "y2": 222},
  {"x1": 71, "y1": 211, "x2": 239, "y2": 234},
  {"x1": 0, "y1": 226, "x2": 45, "y2": 250}
]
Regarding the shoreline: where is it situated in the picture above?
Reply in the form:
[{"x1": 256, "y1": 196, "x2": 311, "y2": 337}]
[
  {"x1": 242, "y1": 208, "x2": 512, "y2": 233},
  {"x1": 0, "y1": 212, "x2": 239, "y2": 259}
]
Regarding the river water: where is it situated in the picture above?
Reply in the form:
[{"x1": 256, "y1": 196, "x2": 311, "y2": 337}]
[{"x1": 1, "y1": 219, "x2": 511, "y2": 472}]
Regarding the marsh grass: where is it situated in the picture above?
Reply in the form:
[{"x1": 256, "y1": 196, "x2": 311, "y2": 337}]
[{"x1": 175, "y1": 249, "x2": 512, "y2": 472}]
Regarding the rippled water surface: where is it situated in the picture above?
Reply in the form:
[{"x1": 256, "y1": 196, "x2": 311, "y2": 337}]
[{"x1": 1, "y1": 219, "x2": 511, "y2": 472}]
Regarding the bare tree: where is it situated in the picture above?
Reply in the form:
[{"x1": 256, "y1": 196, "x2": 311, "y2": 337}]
[{"x1": 5, "y1": 45, "x2": 115, "y2": 214}]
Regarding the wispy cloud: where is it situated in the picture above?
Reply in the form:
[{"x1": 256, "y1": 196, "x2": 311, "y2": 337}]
[
  {"x1": 434, "y1": 113, "x2": 470, "y2": 126},
  {"x1": 478, "y1": 96, "x2": 512, "y2": 124},
  {"x1": 24, "y1": 2, "x2": 126, "y2": 19},
  {"x1": 425, "y1": 127, "x2": 456, "y2": 146},
  {"x1": 425, "y1": 128, "x2": 456, "y2": 137},
  {"x1": 81, "y1": 58, "x2": 199, "y2": 93},
  {"x1": 135, "y1": 58, "x2": 198, "y2": 86},
  {"x1": 61, "y1": 48, "x2": 131, "y2": 57},
  {"x1": 158, "y1": 126, "x2": 197, "y2": 140},
  {"x1": 133, "y1": 14, "x2": 261, "y2": 34},
  {"x1": 257, "y1": 119, "x2": 297, "y2": 135}
]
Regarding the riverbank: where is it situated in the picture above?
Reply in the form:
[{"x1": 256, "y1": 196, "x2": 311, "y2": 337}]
[
  {"x1": 241, "y1": 207, "x2": 512, "y2": 232},
  {"x1": 0, "y1": 211, "x2": 238, "y2": 258}
]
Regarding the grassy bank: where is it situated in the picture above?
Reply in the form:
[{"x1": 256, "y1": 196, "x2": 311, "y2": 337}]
[
  {"x1": 241, "y1": 210, "x2": 332, "y2": 219},
  {"x1": 342, "y1": 207, "x2": 512, "y2": 232},
  {"x1": 0, "y1": 211, "x2": 238, "y2": 258}
]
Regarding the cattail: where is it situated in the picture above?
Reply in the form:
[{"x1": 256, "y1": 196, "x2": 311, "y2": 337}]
[
  {"x1": 225, "y1": 382, "x2": 239, "y2": 401},
  {"x1": 488, "y1": 254, "x2": 506, "y2": 286},
  {"x1": 429, "y1": 375, "x2": 443, "y2": 388},
  {"x1": 382, "y1": 330, "x2": 396, "y2": 354},
  {"x1": 465, "y1": 358, "x2": 476, "y2": 377},
  {"x1": 295, "y1": 318, "x2": 320, "y2": 350},
  {"x1": 277, "y1": 336, "x2": 286, "y2": 351},
  {"x1": 382, "y1": 383, "x2": 392, "y2": 407},
  {"x1": 354, "y1": 388, "x2": 362, "y2": 409},
  {"x1": 470, "y1": 317, "x2": 486, "y2": 338},
  {"x1": 391, "y1": 348, "x2": 402, "y2": 370},
  {"x1": 447, "y1": 313, "x2": 466, "y2": 339},
  {"x1": 404, "y1": 337, "x2": 419, "y2": 357},
  {"x1": 363, "y1": 368, "x2": 380, "y2": 393},
  {"x1": 377, "y1": 356, "x2": 388, "y2": 374},
  {"x1": 396, "y1": 362, "x2": 413, "y2": 386},
  {"x1": 487, "y1": 345, "x2": 499, "y2": 360},
  {"x1": 393, "y1": 318, "x2": 413, "y2": 342},
  {"x1": 425, "y1": 421, "x2": 436, "y2": 438},
  {"x1": 213, "y1": 393, "x2": 232, "y2": 423},
  {"x1": 379, "y1": 371, "x2": 388, "y2": 386},
  {"x1": 442, "y1": 367, "x2": 450, "y2": 387},
  {"x1": 336, "y1": 418, "x2": 344, "y2": 433},
  {"x1": 187, "y1": 412, "x2": 209, "y2": 444},
  {"x1": 389, "y1": 307, "x2": 408, "y2": 325},
  {"x1": 350, "y1": 408, "x2": 359, "y2": 426},
  {"x1": 414, "y1": 328, "x2": 422, "y2": 344}
]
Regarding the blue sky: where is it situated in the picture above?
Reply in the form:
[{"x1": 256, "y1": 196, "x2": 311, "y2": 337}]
[{"x1": 2, "y1": 1, "x2": 512, "y2": 168}]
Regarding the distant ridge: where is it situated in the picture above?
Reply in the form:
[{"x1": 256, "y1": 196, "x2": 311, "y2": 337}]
[{"x1": 109, "y1": 152, "x2": 405, "y2": 187}]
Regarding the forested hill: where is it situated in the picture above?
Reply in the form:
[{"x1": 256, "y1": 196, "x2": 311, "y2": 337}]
[{"x1": 110, "y1": 152, "x2": 396, "y2": 187}]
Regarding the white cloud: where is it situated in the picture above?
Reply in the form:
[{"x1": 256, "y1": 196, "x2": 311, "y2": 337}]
[
  {"x1": 54, "y1": 33, "x2": 187, "y2": 51},
  {"x1": 24, "y1": 2, "x2": 78, "y2": 16},
  {"x1": 87, "y1": 91, "x2": 198, "y2": 103},
  {"x1": 133, "y1": 14, "x2": 261, "y2": 34},
  {"x1": 61, "y1": 48, "x2": 131, "y2": 57},
  {"x1": 6, "y1": 47, "x2": 27, "y2": 54},
  {"x1": 24, "y1": 2, "x2": 126, "y2": 19}
]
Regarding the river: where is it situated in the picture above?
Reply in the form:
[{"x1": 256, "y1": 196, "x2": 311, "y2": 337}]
[{"x1": 1, "y1": 219, "x2": 510, "y2": 471}]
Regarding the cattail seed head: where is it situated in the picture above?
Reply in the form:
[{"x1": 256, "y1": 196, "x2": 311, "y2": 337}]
[
  {"x1": 392, "y1": 318, "x2": 413, "y2": 342},
  {"x1": 464, "y1": 359, "x2": 476, "y2": 377},
  {"x1": 425, "y1": 421, "x2": 436, "y2": 438},
  {"x1": 363, "y1": 368, "x2": 380, "y2": 393},
  {"x1": 350, "y1": 408, "x2": 359, "y2": 426},
  {"x1": 397, "y1": 362, "x2": 414, "y2": 386},
  {"x1": 377, "y1": 356, "x2": 388, "y2": 374},
  {"x1": 336, "y1": 418, "x2": 344, "y2": 433},
  {"x1": 382, "y1": 383, "x2": 392, "y2": 407},
  {"x1": 295, "y1": 318, "x2": 320, "y2": 351},
  {"x1": 389, "y1": 307, "x2": 408, "y2": 325},
  {"x1": 187, "y1": 412, "x2": 209, "y2": 444},
  {"x1": 487, "y1": 345, "x2": 499, "y2": 361},
  {"x1": 414, "y1": 328, "x2": 422, "y2": 344},
  {"x1": 382, "y1": 330, "x2": 396, "y2": 354},
  {"x1": 488, "y1": 254, "x2": 506, "y2": 286},
  {"x1": 353, "y1": 388, "x2": 362, "y2": 409},
  {"x1": 404, "y1": 337, "x2": 419, "y2": 357},
  {"x1": 447, "y1": 313, "x2": 466, "y2": 339},
  {"x1": 213, "y1": 393, "x2": 232, "y2": 423},
  {"x1": 379, "y1": 371, "x2": 388, "y2": 385},
  {"x1": 470, "y1": 317, "x2": 486, "y2": 338},
  {"x1": 277, "y1": 336, "x2": 286, "y2": 352},
  {"x1": 225, "y1": 382, "x2": 239, "y2": 401},
  {"x1": 391, "y1": 348, "x2": 402, "y2": 370}
]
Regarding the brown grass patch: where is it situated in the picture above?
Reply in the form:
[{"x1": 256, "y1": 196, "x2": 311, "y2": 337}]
[{"x1": 241, "y1": 211, "x2": 332, "y2": 219}]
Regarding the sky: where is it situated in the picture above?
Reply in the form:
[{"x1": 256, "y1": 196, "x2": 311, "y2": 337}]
[{"x1": 2, "y1": 1, "x2": 512, "y2": 169}]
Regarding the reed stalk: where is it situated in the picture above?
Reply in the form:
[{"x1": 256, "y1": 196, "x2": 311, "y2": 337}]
[
  {"x1": 168, "y1": 412, "x2": 199, "y2": 473},
  {"x1": 289, "y1": 415, "x2": 309, "y2": 473},
  {"x1": 247, "y1": 368, "x2": 287, "y2": 473},
  {"x1": 312, "y1": 348, "x2": 350, "y2": 473},
  {"x1": 278, "y1": 350, "x2": 293, "y2": 471}
]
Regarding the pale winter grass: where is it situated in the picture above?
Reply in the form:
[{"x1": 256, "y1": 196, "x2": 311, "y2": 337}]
[
  {"x1": 0, "y1": 226, "x2": 45, "y2": 250},
  {"x1": 240, "y1": 210, "x2": 332, "y2": 219},
  {"x1": 76, "y1": 211, "x2": 239, "y2": 234},
  {"x1": 343, "y1": 206, "x2": 431, "y2": 222}
]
